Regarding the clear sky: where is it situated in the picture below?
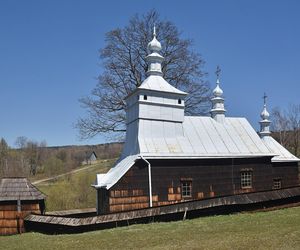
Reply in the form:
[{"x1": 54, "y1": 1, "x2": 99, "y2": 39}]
[{"x1": 0, "y1": 0, "x2": 299, "y2": 147}]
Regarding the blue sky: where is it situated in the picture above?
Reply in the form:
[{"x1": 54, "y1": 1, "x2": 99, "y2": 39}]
[{"x1": 0, "y1": 0, "x2": 299, "y2": 147}]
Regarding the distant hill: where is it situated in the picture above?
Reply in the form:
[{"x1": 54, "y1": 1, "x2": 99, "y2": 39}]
[
  {"x1": 46, "y1": 142, "x2": 123, "y2": 162},
  {"x1": 1, "y1": 142, "x2": 123, "y2": 179}
]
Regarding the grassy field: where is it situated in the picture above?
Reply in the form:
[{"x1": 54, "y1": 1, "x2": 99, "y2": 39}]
[
  {"x1": 36, "y1": 159, "x2": 115, "y2": 211},
  {"x1": 1, "y1": 206, "x2": 300, "y2": 250}
]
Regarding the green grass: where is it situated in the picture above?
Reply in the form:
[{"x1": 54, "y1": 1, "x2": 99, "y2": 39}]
[
  {"x1": 1, "y1": 206, "x2": 300, "y2": 249},
  {"x1": 36, "y1": 159, "x2": 115, "y2": 211}
]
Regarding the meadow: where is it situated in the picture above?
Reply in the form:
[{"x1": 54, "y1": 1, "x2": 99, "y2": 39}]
[{"x1": 1, "y1": 206, "x2": 300, "y2": 250}]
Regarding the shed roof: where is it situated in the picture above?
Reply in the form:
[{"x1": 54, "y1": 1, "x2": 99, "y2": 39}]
[{"x1": 0, "y1": 178, "x2": 46, "y2": 201}]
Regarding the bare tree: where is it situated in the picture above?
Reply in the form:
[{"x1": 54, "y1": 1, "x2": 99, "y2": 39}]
[
  {"x1": 25, "y1": 141, "x2": 39, "y2": 176},
  {"x1": 0, "y1": 138, "x2": 9, "y2": 176},
  {"x1": 271, "y1": 107, "x2": 290, "y2": 147},
  {"x1": 287, "y1": 104, "x2": 300, "y2": 155},
  {"x1": 271, "y1": 104, "x2": 300, "y2": 156},
  {"x1": 77, "y1": 10, "x2": 210, "y2": 139},
  {"x1": 15, "y1": 136, "x2": 28, "y2": 170}
]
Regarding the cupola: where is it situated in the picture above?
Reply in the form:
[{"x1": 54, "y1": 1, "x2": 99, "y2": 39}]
[
  {"x1": 259, "y1": 93, "x2": 271, "y2": 137},
  {"x1": 210, "y1": 66, "x2": 226, "y2": 123}
]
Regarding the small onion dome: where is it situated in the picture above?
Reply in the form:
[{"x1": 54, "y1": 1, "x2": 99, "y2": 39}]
[
  {"x1": 213, "y1": 79, "x2": 223, "y2": 97},
  {"x1": 260, "y1": 105, "x2": 270, "y2": 120},
  {"x1": 148, "y1": 26, "x2": 161, "y2": 52},
  {"x1": 148, "y1": 36, "x2": 161, "y2": 52}
]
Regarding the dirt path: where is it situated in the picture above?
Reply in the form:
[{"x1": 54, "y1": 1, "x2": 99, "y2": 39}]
[{"x1": 32, "y1": 163, "x2": 100, "y2": 185}]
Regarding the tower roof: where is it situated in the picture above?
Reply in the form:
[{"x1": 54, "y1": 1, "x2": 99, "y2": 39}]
[{"x1": 138, "y1": 75, "x2": 187, "y2": 95}]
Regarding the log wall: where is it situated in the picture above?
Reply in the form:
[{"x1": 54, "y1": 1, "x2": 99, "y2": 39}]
[
  {"x1": 98, "y1": 157, "x2": 299, "y2": 213},
  {"x1": 0, "y1": 201, "x2": 42, "y2": 235}
]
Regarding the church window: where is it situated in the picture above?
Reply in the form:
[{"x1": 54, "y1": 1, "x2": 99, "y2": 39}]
[
  {"x1": 273, "y1": 179, "x2": 282, "y2": 189},
  {"x1": 181, "y1": 181, "x2": 192, "y2": 198},
  {"x1": 241, "y1": 171, "x2": 252, "y2": 188},
  {"x1": 178, "y1": 99, "x2": 182, "y2": 104},
  {"x1": 143, "y1": 95, "x2": 147, "y2": 100}
]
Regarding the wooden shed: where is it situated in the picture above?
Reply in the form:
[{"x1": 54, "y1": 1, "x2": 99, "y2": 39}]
[{"x1": 0, "y1": 177, "x2": 46, "y2": 235}]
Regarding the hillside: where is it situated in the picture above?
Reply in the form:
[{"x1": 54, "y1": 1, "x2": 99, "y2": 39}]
[
  {"x1": 1, "y1": 206, "x2": 300, "y2": 249},
  {"x1": 0, "y1": 141, "x2": 123, "y2": 180},
  {"x1": 36, "y1": 159, "x2": 116, "y2": 211}
]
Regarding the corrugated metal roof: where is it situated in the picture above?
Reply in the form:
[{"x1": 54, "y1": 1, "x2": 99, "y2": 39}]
[
  {"x1": 137, "y1": 116, "x2": 274, "y2": 158},
  {"x1": 261, "y1": 136, "x2": 300, "y2": 162},
  {"x1": 0, "y1": 178, "x2": 46, "y2": 201}
]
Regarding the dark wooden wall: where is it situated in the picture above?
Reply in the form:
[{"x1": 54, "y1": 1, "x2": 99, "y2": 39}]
[
  {"x1": 98, "y1": 157, "x2": 299, "y2": 214},
  {"x1": 0, "y1": 200, "x2": 44, "y2": 235}
]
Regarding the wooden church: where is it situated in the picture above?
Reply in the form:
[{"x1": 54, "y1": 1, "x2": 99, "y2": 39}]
[{"x1": 93, "y1": 28, "x2": 299, "y2": 215}]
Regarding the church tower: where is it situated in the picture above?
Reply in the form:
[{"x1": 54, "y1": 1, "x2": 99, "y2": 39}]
[{"x1": 122, "y1": 27, "x2": 187, "y2": 156}]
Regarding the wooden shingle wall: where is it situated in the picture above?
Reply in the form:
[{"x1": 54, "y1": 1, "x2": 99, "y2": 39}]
[
  {"x1": 106, "y1": 157, "x2": 299, "y2": 213},
  {"x1": 0, "y1": 202, "x2": 41, "y2": 235}
]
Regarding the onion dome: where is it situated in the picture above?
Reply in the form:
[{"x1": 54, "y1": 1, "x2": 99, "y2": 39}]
[
  {"x1": 260, "y1": 104, "x2": 270, "y2": 120},
  {"x1": 259, "y1": 93, "x2": 271, "y2": 137},
  {"x1": 210, "y1": 66, "x2": 226, "y2": 123},
  {"x1": 148, "y1": 26, "x2": 162, "y2": 52},
  {"x1": 213, "y1": 79, "x2": 223, "y2": 97}
]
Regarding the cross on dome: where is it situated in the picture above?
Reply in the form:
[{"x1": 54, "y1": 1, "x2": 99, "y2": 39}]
[
  {"x1": 146, "y1": 25, "x2": 164, "y2": 76},
  {"x1": 213, "y1": 65, "x2": 223, "y2": 97},
  {"x1": 215, "y1": 65, "x2": 221, "y2": 81},
  {"x1": 261, "y1": 92, "x2": 270, "y2": 120},
  {"x1": 148, "y1": 25, "x2": 162, "y2": 52},
  {"x1": 263, "y1": 92, "x2": 267, "y2": 106},
  {"x1": 259, "y1": 92, "x2": 271, "y2": 137}
]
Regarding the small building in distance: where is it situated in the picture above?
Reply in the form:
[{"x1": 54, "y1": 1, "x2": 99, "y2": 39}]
[
  {"x1": 93, "y1": 28, "x2": 300, "y2": 215},
  {"x1": 82, "y1": 151, "x2": 98, "y2": 165},
  {"x1": 0, "y1": 177, "x2": 46, "y2": 235}
]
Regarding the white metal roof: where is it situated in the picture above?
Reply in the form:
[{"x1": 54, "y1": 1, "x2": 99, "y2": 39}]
[
  {"x1": 137, "y1": 116, "x2": 274, "y2": 158},
  {"x1": 93, "y1": 154, "x2": 139, "y2": 189},
  {"x1": 138, "y1": 75, "x2": 187, "y2": 95},
  {"x1": 261, "y1": 136, "x2": 300, "y2": 162}
]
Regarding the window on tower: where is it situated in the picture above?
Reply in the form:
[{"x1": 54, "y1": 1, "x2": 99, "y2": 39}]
[
  {"x1": 178, "y1": 99, "x2": 182, "y2": 104},
  {"x1": 144, "y1": 95, "x2": 147, "y2": 100}
]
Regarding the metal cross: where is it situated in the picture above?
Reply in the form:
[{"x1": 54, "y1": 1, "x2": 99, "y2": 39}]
[
  {"x1": 215, "y1": 66, "x2": 221, "y2": 80},
  {"x1": 263, "y1": 92, "x2": 267, "y2": 105}
]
